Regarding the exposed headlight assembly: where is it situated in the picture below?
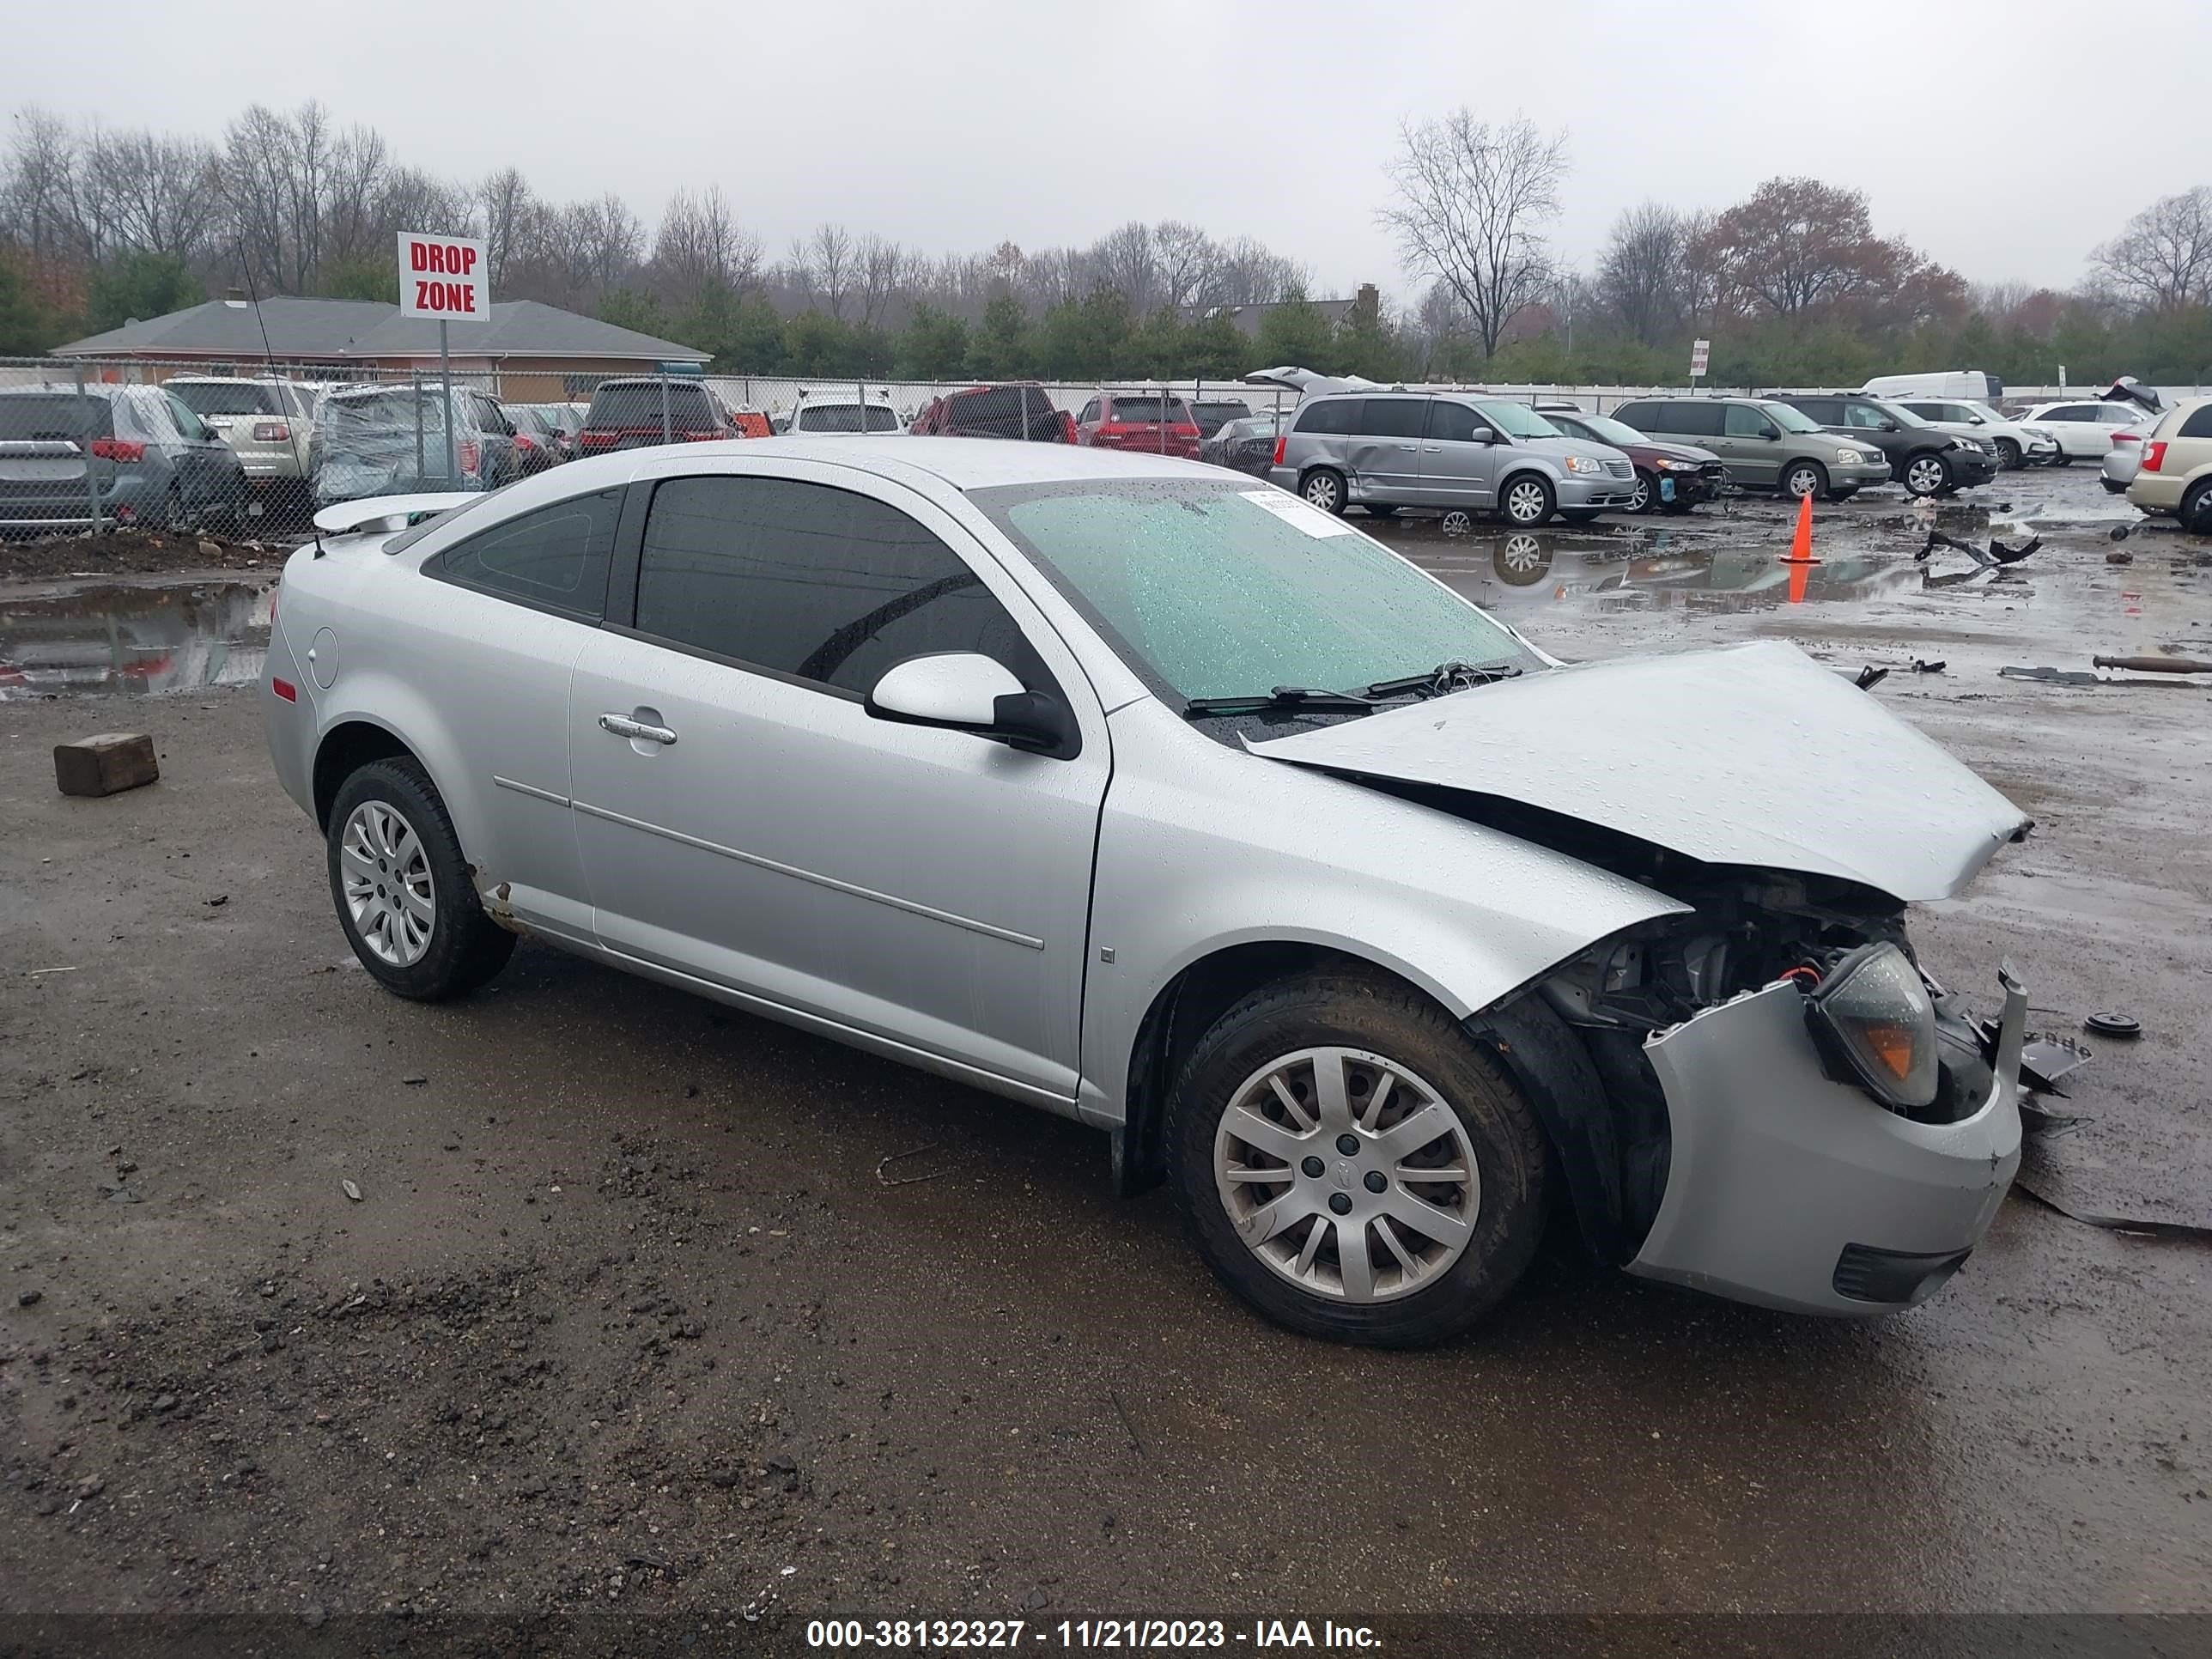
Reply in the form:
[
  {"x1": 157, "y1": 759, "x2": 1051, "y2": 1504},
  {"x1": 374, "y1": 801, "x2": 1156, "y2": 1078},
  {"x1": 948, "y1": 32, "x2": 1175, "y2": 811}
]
[{"x1": 1803, "y1": 942, "x2": 1939, "y2": 1110}]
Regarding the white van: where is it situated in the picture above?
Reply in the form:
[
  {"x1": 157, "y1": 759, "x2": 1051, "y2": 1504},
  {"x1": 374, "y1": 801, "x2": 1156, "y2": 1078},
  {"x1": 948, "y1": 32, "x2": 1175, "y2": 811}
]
[{"x1": 1861, "y1": 370, "x2": 2007, "y2": 404}]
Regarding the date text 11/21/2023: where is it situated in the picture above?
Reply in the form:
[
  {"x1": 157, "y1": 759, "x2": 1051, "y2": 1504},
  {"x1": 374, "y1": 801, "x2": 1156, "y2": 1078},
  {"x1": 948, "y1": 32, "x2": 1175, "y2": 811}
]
[{"x1": 805, "y1": 1619, "x2": 1382, "y2": 1649}]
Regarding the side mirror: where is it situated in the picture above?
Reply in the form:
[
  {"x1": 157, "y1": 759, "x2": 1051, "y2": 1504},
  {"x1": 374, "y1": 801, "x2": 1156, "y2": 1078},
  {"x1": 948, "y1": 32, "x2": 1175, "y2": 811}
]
[
  {"x1": 1878, "y1": 421, "x2": 1899, "y2": 432},
  {"x1": 1760, "y1": 426, "x2": 1782, "y2": 441},
  {"x1": 866, "y1": 653, "x2": 1075, "y2": 757}
]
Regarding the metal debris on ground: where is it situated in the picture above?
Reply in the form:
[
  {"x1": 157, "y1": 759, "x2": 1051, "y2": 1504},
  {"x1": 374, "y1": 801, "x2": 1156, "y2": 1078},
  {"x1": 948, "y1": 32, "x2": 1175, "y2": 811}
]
[
  {"x1": 2108, "y1": 550, "x2": 2135, "y2": 565},
  {"x1": 2084, "y1": 1012, "x2": 2142, "y2": 1039},
  {"x1": 2091, "y1": 654, "x2": 2212, "y2": 674},
  {"x1": 341, "y1": 1178, "x2": 362, "y2": 1202},
  {"x1": 2110, "y1": 524, "x2": 2132, "y2": 541},
  {"x1": 1987, "y1": 534, "x2": 2041, "y2": 565},
  {"x1": 1854, "y1": 665, "x2": 1889, "y2": 691},
  {"x1": 1913, "y1": 659, "x2": 1948, "y2": 673},
  {"x1": 875, "y1": 1142, "x2": 954, "y2": 1187},
  {"x1": 1999, "y1": 665, "x2": 2194, "y2": 688}
]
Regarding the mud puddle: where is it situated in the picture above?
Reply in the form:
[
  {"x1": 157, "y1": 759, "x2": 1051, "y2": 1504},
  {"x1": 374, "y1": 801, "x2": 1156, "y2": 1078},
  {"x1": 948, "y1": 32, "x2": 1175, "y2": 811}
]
[{"x1": 0, "y1": 580, "x2": 273, "y2": 698}]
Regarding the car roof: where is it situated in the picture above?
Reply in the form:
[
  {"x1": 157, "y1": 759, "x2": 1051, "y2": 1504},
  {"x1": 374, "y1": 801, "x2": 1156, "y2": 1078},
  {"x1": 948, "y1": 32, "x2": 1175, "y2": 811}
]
[{"x1": 529, "y1": 435, "x2": 1226, "y2": 494}]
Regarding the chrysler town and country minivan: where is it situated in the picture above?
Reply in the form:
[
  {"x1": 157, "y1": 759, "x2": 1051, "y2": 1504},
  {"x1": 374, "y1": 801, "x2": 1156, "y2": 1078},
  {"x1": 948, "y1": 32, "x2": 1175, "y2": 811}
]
[{"x1": 1270, "y1": 392, "x2": 1638, "y2": 526}]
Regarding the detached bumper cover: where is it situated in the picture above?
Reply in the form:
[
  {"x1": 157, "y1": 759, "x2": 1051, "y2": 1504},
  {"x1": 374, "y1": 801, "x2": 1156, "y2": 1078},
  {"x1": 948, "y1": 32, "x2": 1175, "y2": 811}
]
[{"x1": 1626, "y1": 971, "x2": 2026, "y2": 1316}]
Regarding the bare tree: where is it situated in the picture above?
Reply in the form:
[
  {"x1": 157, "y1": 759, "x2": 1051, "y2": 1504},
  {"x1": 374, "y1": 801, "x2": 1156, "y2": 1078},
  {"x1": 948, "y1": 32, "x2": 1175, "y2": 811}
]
[
  {"x1": 81, "y1": 129, "x2": 221, "y2": 261},
  {"x1": 1378, "y1": 110, "x2": 1568, "y2": 358},
  {"x1": 2093, "y1": 187, "x2": 2212, "y2": 310},
  {"x1": 477, "y1": 167, "x2": 535, "y2": 289},
  {"x1": 789, "y1": 222, "x2": 855, "y2": 319},
  {"x1": 652, "y1": 185, "x2": 760, "y2": 307},
  {"x1": 1093, "y1": 221, "x2": 1158, "y2": 312},
  {"x1": 855, "y1": 233, "x2": 905, "y2": 330},
  {"x1": 3, "y1": 108, "x2": 94, "y2": 264},
  {"x1": 1152, "y1": 221, "x2": 1218, "y2": 309},
  {"x1": 1595, "y1": 201, "x2": 1684, "y2": 346},
  {"x1": 1214, "y1": 235, "x2": 1305, "y2": 306}
]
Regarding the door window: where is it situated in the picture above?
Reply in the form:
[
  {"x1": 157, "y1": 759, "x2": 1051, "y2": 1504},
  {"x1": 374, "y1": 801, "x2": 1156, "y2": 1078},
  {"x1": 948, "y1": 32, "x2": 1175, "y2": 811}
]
[
  {"x1": 1661, "y1": 402, "x2": 1724, "y2": 437},
  {"x1": 1790, "y1": 398, "x2": 1843, "y2": 424},
  {"x1": 1723, "y1": 404, "x2": 1777, "y2": 439},
  {"x1": 436, "y1": 489, "x2": 621, "y2": 618},
  {"x1": 1079, "y1": 398, "x2": 1100, "y2": 424},
  {"x1": 2039, "y1": 407, "x2": 2087, "y2": 422},
  {"x1": 1844, "y1": 402, "x2": 1892, "y2": 429},
  {"x1": 633, "y1": 475, "x2": 1048, "y2": 697},
  {"x1": 163, "y1": 392, "x2": 212, "y2": 442},
  {"x1": 1354, "y1": 398, "x2": 1427, "y2": 439},
  {"x1": 1425, "y1": 402, "x2": 1490, "y2": 442}
]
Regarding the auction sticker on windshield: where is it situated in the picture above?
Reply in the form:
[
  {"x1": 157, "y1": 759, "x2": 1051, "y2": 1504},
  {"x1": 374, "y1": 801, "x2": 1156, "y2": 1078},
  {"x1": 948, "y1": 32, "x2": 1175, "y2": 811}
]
[{"x1": 1239, "y1": 489, "x2": 1357, "y2": 538}]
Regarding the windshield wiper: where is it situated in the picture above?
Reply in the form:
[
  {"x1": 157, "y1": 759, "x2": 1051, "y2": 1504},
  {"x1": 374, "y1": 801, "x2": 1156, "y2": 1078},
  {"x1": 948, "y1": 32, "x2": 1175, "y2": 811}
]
[
  {"x1": 1364, "y1": 660, "x2": 1525, "y2": 699},
  {"x1": 1182, "y1": 685, "x2": 1379, "y2": 718}
]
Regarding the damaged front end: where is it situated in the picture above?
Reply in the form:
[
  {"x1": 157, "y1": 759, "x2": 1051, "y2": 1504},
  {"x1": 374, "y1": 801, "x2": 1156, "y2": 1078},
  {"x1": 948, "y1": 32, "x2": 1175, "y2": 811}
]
[{"x1": 1517, "y1": 866, "x2": 2027, "y2": 1316}]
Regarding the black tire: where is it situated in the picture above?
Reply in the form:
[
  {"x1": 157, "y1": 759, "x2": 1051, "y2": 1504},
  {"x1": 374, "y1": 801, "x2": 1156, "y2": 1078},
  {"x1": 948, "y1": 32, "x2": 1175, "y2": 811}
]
[
  {"x1": 2182, "y1": 479, "x2": 2212, "y2": 537},
  {"x1": 1166, "y1": 969, "x2": 1552, "y2": 1347},
  {"x1": 1627, "y1": 469, "x2": 1658, "y2": 514},
  {"x1": 1901, "y1": 451, "x2": 1953, "y2": 498},
  {"x1": 1779, "y1": 459, "x2": 1828, "y2": 501},
  {"x1": 1995, "y1": 438, "x2": 2021, "y2": 470},
  {"x1": 1300, "y1": 468, "x2": 1347, "y2": 515},
  {"x1": 326, "y1": 758, "x2": 515, "y2": 1000},
  {"x1": 1499, "y1": 471, "x2": 1556, "y2": 527}
]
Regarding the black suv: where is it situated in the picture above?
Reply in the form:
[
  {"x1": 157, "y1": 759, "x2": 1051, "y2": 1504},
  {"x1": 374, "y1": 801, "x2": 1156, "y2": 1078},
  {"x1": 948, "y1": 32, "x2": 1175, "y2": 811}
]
[{"x1": 1775, "y1": 394, "x2": 1996, "y2": 497}]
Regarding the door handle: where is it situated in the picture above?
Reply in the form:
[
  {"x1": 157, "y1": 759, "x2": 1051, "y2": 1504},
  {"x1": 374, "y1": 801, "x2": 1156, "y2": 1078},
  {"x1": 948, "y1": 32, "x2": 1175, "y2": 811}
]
[
  {"x1": 1398, "y1": 442, "x2": 1417, "y2": 450},
  {"x1": 599, "y1": 713, "x2": 678, "y2": 746},
  {"x1": 1423, "y1": 445, "x2": 1442, "y2": 453}
]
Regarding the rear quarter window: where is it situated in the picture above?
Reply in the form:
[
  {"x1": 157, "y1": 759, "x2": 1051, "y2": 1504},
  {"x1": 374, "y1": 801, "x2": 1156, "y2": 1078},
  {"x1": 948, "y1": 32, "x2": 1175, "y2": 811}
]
[
  {"x1": 2179, "y1": 405, "x2": 2212, "y2": 440},
  {"x1": 434, "y1": 489, "x2": 622, "y2": 619},
  {"x1": 1293, "y1": 399, "x2": 1358, "y2": 435}
]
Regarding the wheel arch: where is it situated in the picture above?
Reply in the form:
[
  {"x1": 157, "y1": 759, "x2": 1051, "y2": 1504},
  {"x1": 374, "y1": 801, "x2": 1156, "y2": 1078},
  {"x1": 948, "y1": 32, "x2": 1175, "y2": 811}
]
[
  {"x1": 1111, "y1": 935, "x2": 1649, "y2": 1266},
  {"x1": 313, "y1": 718, "x2": 421, "y2": 830}
]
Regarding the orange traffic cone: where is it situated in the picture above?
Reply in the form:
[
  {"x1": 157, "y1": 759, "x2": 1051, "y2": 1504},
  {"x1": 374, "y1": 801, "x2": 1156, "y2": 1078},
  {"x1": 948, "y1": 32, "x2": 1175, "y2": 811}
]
[{"x1": 1780, "y1": 491, "x2": 1821, "y2": 564}]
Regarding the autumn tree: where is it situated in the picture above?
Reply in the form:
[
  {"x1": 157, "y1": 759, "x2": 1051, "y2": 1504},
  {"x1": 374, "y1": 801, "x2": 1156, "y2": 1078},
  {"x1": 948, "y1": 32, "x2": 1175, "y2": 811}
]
[{"x1": 1378, "y1": 110, "x2": 1567, "y2": 358}]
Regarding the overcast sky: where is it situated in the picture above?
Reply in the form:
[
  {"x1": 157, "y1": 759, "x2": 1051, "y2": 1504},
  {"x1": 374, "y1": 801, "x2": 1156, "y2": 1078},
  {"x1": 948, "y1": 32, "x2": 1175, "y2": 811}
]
[{"x1": 14, "y1": 0, "x2": 2207, "y2": 301}]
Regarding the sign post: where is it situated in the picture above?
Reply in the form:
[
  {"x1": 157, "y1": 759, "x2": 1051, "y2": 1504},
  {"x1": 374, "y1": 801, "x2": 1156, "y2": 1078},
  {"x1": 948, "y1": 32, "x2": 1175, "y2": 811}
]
[
  {"x1": 1689, "y1": 337, "x2": 1711, "y2": 391},
  {"x1": 398, "y1": 232, "x2": 489, "y2": 487}
]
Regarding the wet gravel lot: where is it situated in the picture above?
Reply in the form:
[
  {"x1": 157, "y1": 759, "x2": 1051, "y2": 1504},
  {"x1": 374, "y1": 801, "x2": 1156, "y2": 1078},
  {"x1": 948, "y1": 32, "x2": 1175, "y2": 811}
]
[{"x1": 1, "y1": 467, "x2": 2208, "y2": 1641}]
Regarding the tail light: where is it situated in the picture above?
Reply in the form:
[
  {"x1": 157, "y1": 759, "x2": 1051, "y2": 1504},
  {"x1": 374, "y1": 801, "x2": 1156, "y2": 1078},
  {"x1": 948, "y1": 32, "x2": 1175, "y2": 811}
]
[
  {"x1": 458, "y1": 439, "x2": 481, "y2": 474},
  {"x1": 1272, "y1": 434, "x2": 1287, "y2": 467},
  {"x1": 514, "y1": 433, "x2": 536, "y2": 450},
  {"x1": 2141, "y1": 441, "x2": 2166, "y2": 473},
  {"x1": 253, "y1": 422, "x2": 290, "y2": 442},
  {"x1": 580, "y1": 430, "x2": 617, "y2": 450},
  {"x1": 87, "y1": 438, "x2": 146, "y2": 462},
  {"x1": 2112, "y1": 430, "x2": 2139, "y2": 444}
]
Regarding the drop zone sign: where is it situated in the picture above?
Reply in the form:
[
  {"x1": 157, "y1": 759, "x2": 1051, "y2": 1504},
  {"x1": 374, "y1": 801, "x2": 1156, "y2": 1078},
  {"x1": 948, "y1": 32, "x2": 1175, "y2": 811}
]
[{"x1": 398, "y1": 233, "x2": 489, "y2": 320}]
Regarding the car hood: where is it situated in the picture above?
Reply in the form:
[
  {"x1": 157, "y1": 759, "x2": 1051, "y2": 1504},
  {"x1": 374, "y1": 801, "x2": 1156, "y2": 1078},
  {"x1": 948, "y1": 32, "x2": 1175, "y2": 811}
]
[{"x1": 1244, "y1": 640, "x2": 2029, "y2": 902}]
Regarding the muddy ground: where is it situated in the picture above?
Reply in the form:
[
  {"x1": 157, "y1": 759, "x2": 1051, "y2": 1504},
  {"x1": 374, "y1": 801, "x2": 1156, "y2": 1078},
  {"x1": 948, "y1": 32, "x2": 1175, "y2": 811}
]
[
  {"x1": 1, "y1": 467, "x2": 2208, "y2": 1646},
  {"x1": 0, "y1": 527, "x2": 289, "y2": 582}
]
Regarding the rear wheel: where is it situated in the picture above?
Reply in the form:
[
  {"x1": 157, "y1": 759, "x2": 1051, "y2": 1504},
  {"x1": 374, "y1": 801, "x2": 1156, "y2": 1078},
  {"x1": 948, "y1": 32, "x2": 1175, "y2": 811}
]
[
  {"x1": 2181, "y1": 479, "x2": 2212, "y2": 536},
  {"x1": 1780, "y1": 460, "x2": 1828, "y2": 501},
  {"x1": 326, "y1": 759, "x2": 515, "y2": 1000},
  {"x1": 1500, "y1": 473, "x2": 1556, "y2": 527},
  {"x1": 1300, "y1": 468, "x2": 1346, "y2": 515},
  {"x1": 1903, "y1": 452, "x2": 1952, "y2": 497},
  {"x1": 1167, "y1": 970, "x2": 1551, "y2": 1346}
]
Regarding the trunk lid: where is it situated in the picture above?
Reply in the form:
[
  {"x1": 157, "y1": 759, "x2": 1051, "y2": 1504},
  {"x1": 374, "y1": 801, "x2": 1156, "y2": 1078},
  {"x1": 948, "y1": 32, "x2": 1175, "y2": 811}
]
[{"x1": 1245, "y1": 640, "x2": 2028, "y2": 902}]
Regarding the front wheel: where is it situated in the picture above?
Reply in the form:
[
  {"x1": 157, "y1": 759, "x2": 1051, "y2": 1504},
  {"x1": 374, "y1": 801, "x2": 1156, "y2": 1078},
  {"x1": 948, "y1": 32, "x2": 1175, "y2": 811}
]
[
  {"x1": 1995, "y1": 438, "x2": 2021, "y2": 470},
  {"x1": 326, "y1": 759, "x2": 515, "y2": 1000},
  {"x1": 1903, "y1": 453, "x2": 1952, "y2": 498},
  {"x1": 1167, "y1": 971, "x2": 1551, "y2": 1347},
  {"x1": 1499, "y1": 473, "x2": 1556, "y2": 527},
  {"x1": 1626, "y1": 469, "x2": 1657, "y2": 514},
  {"x1": 1300, "y1": 468, "x2": 1346, "y2": 515},
  {"x1": 1780, "y1": 460, "x2": 1828, "y2": 501}
]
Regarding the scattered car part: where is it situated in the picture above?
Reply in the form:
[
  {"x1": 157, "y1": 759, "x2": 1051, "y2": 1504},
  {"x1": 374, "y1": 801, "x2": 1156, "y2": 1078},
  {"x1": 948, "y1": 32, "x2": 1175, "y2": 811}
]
[
  {"x1": 1854, "y1": 665, "x2": 1890, "y2": 691},
  {"x1": 1988, "y1": 534, "x2": 2041, "y2": 565},
  {"x1": 1913, "y1": 659, "x2": 1948, "y2": 673},
  {"x1": 2083, "y1": 1012, "x2": 2142, "y2": 1038},
  {"x1": 2090, "y1": 655, "x2": 2212, "y2": 674}
]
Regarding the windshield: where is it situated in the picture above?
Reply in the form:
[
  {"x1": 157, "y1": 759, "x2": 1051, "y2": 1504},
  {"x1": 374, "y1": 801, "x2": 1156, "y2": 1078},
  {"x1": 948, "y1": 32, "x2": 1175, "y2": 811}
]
[
  {"x1": 973, "y1": 477, "x2": 1535, "y2": 703},
  {"x1": 795, "y1": 404, "x2": 901, "y2": 433},
  {"x1": 169, "y1": 381, "x2": 283, "y2": 417},
  {"x1": 1475, "y1": 401, "x2": 1563, "y2": 440},
  {"x1": 1580, "y1": 414, "x2": 1650, "y2": 447},
  {"x1": 1765, "y1": 402, "x2": 1824, "y2": 434}
]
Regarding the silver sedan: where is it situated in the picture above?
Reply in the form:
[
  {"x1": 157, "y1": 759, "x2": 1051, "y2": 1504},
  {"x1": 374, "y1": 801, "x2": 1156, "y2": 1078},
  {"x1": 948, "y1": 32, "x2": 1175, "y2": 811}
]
[{"x1": 266, "y1": 441, "x2": 2031, "y2": 1346}]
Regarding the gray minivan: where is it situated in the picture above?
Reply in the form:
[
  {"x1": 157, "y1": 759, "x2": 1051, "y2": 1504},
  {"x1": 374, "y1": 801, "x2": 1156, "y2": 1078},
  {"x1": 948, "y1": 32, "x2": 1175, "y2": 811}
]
[
  {"x1": 1610, "y1": 396, "x2": 1892, "y2": 502},
  {"x1": 1270, "y1": 391, "x2": 1638, "y2": 526}
]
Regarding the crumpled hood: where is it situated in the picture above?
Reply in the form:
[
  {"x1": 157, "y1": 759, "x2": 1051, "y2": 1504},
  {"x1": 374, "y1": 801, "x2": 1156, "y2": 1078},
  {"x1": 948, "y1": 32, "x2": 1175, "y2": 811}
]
[
  {"x1": 1246, "y1": 641, "x2": 2029, "y2": 902},
  {"x1": 1638, "y1": 440, "x2": 1720, "y2": 465}
]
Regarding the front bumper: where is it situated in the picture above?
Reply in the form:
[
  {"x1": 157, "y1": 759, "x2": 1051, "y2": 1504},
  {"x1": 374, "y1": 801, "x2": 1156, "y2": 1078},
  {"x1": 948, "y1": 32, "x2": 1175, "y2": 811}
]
[
  {"x1": 1951, "y1": 449, "x2": 2000, "y2": 485},
  {"x1": 1834, "y1": 460, "x2": 1893, "y2": 489},
  {"x1": 1555, "y1": 473, "x2": 1640, "y2": 510},
  {"x1": 1626, "y1": 969, "x2": 2026, "y2": 1316}
]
